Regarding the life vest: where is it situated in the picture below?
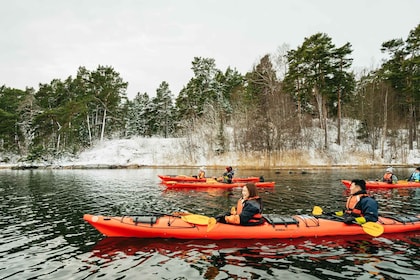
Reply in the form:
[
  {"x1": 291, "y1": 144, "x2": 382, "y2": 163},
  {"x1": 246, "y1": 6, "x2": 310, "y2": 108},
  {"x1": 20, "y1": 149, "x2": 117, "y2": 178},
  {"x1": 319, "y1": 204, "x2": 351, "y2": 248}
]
[
  {"x1": 383, "y1": 173, "x2": 393, "y2": 183},
  {"x1": 409, "y1": 172, "x2": 420, "y2": 182},
  {"x1": 223, "y1": 171, "x2": 234, "y2": 183},
  {"x1": 198, "y1": 171, "x2": 205, "y2": 179},
  {"x1": 345, "y1": 193, "x2": 369, "y2": 216},
  {"x1": 225, "y1": 196, "x2": 263, "y2": 225}
]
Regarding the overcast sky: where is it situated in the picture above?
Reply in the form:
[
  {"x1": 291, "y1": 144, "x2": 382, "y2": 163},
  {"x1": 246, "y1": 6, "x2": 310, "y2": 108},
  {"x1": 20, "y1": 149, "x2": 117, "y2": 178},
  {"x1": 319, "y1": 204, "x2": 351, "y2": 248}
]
[{"x1": 1, "y1": 0, "x2": 419, "y2": 100}]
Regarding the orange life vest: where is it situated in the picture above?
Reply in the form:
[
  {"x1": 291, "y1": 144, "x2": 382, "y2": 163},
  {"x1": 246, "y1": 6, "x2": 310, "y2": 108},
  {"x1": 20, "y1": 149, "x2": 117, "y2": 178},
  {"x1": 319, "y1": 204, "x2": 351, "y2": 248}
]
[
  {"x1": 345, "y1": 193, "x2": 369, "y2": 216},
  {"x1": 383, "y1": 173, "x2": 392, "y2": 183},
  {"x1": 225, "y1": 196, "x2": 262, "y2": 225}
]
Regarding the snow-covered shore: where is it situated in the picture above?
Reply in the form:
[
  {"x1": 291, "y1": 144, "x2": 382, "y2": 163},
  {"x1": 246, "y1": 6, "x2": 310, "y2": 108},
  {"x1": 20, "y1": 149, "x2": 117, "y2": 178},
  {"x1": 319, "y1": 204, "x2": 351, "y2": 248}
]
[{"x1": 2, "y1": 137, "x2": 419, "y2": 170}]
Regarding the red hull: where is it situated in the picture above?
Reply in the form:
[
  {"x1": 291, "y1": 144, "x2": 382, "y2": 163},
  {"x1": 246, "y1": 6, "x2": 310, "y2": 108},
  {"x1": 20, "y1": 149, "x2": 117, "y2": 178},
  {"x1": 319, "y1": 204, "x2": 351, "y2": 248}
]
[
  {"x1": 158, "y1": 175, "x2": 261, "y2": 183},
  {"x1": 84, "y1": 213, "x2": 420, "y2": 240},
  {"x1": 162, "y1": 181, "x2": 275, "y2": 188},
  {"x1": 341, "y1": 179, "x2": 420, "y2": 189}
]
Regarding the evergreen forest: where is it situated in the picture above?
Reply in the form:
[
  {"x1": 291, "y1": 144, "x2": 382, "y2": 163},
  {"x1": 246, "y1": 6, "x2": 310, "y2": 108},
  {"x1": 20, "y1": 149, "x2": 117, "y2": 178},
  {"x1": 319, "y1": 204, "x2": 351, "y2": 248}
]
[{"x1": 1, "y1": 24, "x2": 419, "y2": 165}]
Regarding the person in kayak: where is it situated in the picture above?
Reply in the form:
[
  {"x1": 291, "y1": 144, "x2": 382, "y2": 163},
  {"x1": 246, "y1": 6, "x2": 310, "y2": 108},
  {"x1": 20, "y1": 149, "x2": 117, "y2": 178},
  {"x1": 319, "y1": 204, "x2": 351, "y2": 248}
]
[
  {"x1": 408, "y1": 167, "x2": 420, "y2": 182},
  {"x1": 382, "y1": 167, "x2": 398, "y2": 184},
  {"x1": 197, "y1": 166, "x2": 206, "y2": 179},
  {"x1": 217, "y1": 166, "x2": 234, "y2": 183},
  {"x1": 215, "y1": 182, "x2": 263, "y2": 226},
  {"x1": 341, "y1": 179, "x2": 378, "y2": 225}
]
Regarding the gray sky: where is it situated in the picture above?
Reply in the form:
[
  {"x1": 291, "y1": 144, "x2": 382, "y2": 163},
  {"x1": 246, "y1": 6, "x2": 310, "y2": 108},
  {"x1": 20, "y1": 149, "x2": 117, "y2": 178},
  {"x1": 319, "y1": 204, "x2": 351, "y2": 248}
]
[{"x1": 1, "y1": 0, "x2": 419, "y2": 99}]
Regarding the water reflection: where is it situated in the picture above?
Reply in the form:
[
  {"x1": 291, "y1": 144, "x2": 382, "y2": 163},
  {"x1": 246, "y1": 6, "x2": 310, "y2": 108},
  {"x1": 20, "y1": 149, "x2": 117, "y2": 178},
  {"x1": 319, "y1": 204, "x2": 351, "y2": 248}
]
[
  {"x1": 88, "y1": 232, "x2": 420, "y2": 279},
  {"x1": 1, "y1": 168, "x2": 420, "y2": 280}
]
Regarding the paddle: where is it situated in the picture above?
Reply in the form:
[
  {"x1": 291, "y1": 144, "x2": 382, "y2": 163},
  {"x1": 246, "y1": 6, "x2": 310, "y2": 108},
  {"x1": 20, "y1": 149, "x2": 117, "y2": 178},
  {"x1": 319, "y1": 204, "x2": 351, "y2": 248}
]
[
  {"x1": 181, "y1": 214, "x2": 217, "y2": 232},
  {"x1": 312, "y1": 206, "x2": 384, "y2": 237},
  {"x1": 168, "y1": 211, "x2": 217, "y2": 232}
]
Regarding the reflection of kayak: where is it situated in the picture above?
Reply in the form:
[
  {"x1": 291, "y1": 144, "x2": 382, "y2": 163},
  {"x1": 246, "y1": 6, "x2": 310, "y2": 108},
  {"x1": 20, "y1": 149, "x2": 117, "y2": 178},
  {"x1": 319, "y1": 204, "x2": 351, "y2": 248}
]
[
  {"x1": 158, "y1": 175, "x2": 262, "y2": 183},
  {"x1": 91, "y1": 232, "x2": 420, "y2": 260},
  {"x1": 84, "y1": 213, "x2": 420, "y2": 240},
  {"x1": 162, "y1": 181, "x2": 275, "y2": 188},
  {"x1": 341, "y1": 179, "x2": 420, "y2": 189}
]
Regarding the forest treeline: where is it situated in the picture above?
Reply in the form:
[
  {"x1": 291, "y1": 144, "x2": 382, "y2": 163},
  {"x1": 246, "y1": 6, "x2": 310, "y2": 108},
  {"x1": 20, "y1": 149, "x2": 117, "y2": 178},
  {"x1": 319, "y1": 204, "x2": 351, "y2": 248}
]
[{"x1": 0, "y1": 24, "x2": 419, "y2": 164}]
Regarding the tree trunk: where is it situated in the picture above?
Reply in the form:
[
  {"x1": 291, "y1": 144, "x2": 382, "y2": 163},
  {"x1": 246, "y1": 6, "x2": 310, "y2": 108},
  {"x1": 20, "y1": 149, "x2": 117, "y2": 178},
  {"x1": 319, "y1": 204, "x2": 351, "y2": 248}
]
[
  {"x1": 336, "y1": 60, "x2": 342, "y2": 145},
  {"x1": 56, "y1": 121, "x2": 62, "y2": 152},
  {"x1": 100, "y1": 108, "x2": 107, "y2": 142},
  {"x1": 380, "y1": 87, "x2": 388, "y2": 159},
  {"x1": 87, "y1": 114, "x2": 92, "y2": 145},
  {"x1": 409, "y1": 103, "x2": 414, "y2": 150},
  {"x1": 323, "y1": 98, "x2": 328, "y2": 149},
  {"x1": 336, "y1": 90, "x2": 341, "y2": 145}
]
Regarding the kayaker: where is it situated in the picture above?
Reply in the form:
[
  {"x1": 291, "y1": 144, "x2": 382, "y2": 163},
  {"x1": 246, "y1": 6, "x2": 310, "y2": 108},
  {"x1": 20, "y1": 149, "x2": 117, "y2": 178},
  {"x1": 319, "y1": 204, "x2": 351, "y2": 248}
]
[
  {"x1": 215, "y1": 182, "x2": 264, "y2": 226},
  {"x1": 341, "y1": 179, "x2": 378, "y2": 225},
  {"x1": 197, "y1": 166, "x2": 206, "y2": 179},
  {"x1": 382, "y1": 167, "x2": 398, "y2": 184},
  {"x1": 217, "y1": 166, "x2": 234, "y2": 183},
  {"x1": 408, "y1": 167, "x2": 420, "y2": 182}
]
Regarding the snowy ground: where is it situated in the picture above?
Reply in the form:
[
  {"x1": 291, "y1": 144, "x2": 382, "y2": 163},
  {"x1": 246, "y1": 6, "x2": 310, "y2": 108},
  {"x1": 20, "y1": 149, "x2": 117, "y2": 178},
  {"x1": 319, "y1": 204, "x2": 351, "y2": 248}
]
[
  {"x1": 2, "y1": 118, "x2": 420, "y2": 169},
  {"x1": 48, "y1": 137, "x2": 420, "y2": 169}
]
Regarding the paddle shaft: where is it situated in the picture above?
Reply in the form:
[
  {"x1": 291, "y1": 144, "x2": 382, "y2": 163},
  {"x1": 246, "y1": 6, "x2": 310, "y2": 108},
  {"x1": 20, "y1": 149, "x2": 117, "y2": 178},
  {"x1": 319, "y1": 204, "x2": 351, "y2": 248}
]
[{"x1": 312, "y1": 206, "x2": 384, "y2": 237}]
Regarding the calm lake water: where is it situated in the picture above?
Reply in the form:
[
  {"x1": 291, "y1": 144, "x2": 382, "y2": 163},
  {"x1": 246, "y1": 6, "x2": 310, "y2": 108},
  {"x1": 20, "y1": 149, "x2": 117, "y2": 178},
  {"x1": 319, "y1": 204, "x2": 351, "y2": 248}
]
[{"x1": 0, "y1": 167, "x2": 419, "y2": 279}]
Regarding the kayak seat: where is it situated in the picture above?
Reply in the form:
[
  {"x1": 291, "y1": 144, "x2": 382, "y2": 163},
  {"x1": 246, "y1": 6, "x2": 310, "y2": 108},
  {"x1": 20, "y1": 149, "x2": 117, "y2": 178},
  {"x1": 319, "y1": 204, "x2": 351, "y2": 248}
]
[
  {"x1": 263, "y1": 214, "x2": 299, "y2": 225},
  {"x1": 132, "y1": 216, "x2": 159, "y2": 225},
  {"x1": 384, "y1": 215, "x2": 420, "y2": 224}
]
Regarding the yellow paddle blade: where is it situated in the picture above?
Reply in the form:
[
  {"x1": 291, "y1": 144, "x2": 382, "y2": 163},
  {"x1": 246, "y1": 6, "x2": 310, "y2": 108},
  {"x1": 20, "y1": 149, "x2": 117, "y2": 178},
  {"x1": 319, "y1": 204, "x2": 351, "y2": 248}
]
[
  {"x1": 207, "y1": 217, "x2": 217, "y2": 232},
  {"x1": 312, "y1": 206, "x2": 323, "y2": 216},
  {"x1": 312, "y1": 205, "x2": 383, "y2": 237},
  {"x1": 361, "y1": 222, "x2": 384, "y2": 237},
  {"x1": 181, "y1": 214, "x2": 210, "y2": 225},
  {"x1": 206, "y1": 178, "x2": 217, "y2": 183}
]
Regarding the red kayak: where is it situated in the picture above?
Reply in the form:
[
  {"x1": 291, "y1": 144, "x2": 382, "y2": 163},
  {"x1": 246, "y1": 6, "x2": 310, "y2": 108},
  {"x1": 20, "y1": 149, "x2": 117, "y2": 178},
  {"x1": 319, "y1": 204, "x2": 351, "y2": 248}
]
[
  {"x1": 162, "y1": 181, "x2": 275, "y2": 189},
  {"x1": 84, "y1": 213, "x2": 420, "y2": 239},
  {"x1": 341, "y1": 179, "x2": 420, "y2": 189},
  {"x1": 158, "y1": 175, "x2": 262, "y2": 183}
]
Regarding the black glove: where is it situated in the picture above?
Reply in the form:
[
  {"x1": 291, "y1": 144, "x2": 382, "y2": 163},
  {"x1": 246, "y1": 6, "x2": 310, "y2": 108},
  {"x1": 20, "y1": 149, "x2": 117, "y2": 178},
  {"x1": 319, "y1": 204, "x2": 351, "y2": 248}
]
[{"x1": 343, "y1": 216, "x2": 355, "y2": 224}]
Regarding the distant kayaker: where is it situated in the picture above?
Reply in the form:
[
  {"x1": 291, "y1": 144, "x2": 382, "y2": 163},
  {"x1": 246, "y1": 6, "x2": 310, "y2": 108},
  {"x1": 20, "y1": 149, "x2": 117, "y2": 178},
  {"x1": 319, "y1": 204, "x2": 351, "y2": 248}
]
[
  {"x1": 217, "y1": 166, "x2": 234, "y2": 183},
  {"x1": 215, "y1": 182, "x2": 264, "y2": 226},
  {"x1": 382, "y1": 167, "x2": 398, "y2": 184},
  {"x1": 408, "y1": 167, "x2": 420, "y2": 182},
  {"x1": 340, "y1": 179, "x2": 378, "y2": 224},
  {"x1": 197, "y1": 166, "x2": 206, "y2": 179}
]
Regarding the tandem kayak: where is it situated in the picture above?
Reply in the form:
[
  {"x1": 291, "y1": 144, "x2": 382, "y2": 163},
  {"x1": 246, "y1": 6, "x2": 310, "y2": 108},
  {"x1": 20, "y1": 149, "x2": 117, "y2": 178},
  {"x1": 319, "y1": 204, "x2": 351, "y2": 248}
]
[
  {"x1": 158, "y1": 175, "x2": 262, "y2": 183},
  {"x1": 83, "y1": 213, "x2": 420, "y2": 240},
  {"x1": 341, "y1": 179, "x2": 420, "y2": 189},
  {"x1": 162, "y1": 181, "x2": 275, "y2": 188}
]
